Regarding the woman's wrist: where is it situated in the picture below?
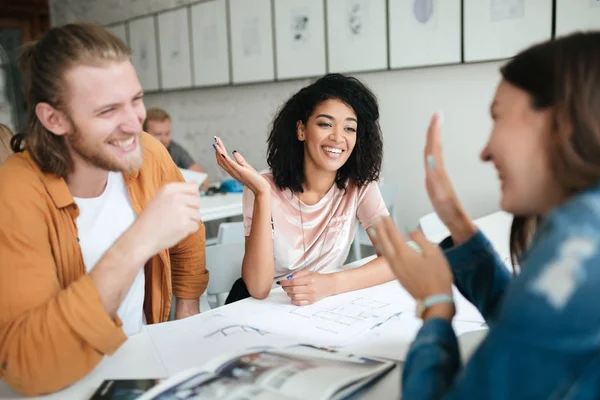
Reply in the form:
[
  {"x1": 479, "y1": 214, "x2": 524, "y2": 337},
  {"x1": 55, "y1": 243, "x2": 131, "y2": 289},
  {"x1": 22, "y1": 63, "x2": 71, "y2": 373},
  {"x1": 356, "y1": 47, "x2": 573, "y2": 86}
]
[
  {"x1": 422, "y1": 302, "x2": 455, "y2": 321},
  {"x1": 445, "y1": 208, "x2": 477, "y2": 245}
]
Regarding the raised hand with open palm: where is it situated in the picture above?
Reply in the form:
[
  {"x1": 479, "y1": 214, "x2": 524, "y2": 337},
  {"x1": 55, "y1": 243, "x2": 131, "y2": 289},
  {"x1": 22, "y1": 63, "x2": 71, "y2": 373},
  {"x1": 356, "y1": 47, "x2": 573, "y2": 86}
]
[
  {"x1": 424, "y1": 113, "x2": 476, "y2": 244},
  {"x1": 213, "y1": 137, "x2": 270, "y2": 196}
]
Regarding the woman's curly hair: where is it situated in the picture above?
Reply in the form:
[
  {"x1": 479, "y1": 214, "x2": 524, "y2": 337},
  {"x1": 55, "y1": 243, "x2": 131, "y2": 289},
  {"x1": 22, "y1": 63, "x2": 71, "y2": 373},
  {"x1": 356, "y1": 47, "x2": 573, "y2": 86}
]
[{"x1": 267, "y1": 73, "x2": 383, "y2": 192}]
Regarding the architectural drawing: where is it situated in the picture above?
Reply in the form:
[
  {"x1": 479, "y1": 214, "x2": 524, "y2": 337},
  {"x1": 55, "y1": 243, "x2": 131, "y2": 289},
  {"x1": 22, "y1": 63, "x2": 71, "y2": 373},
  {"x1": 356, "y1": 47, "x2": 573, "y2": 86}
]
[
  {"x1": 289, "y1": 297, "x2": 391, "y2": 334},
  {"x1": 347, "y1": 0, "x2": 367, "y2": 36},
  {"x1": 291, "y1": 8, "x2": 310, "y2": 43},
  {"x1": 275, "y1": 0, "x2": 326, "y2": 80},
  {"x1": 205, "y1": 325, "x2": 269, "y2": 339}
]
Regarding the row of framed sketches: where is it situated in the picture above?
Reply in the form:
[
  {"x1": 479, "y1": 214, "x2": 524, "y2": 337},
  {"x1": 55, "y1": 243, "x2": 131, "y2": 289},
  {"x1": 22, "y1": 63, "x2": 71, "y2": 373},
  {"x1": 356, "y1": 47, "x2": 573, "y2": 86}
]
[{"x1": 106, "y1": 0, "x2": 600, "y2": 91}]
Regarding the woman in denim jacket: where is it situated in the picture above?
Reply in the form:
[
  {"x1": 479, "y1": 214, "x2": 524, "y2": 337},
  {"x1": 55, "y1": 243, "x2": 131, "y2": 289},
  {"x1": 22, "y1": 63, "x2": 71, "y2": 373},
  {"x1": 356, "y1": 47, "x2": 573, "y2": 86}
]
[{"x1": 372, "y1": 32, "x2": 600, "y2": 399}]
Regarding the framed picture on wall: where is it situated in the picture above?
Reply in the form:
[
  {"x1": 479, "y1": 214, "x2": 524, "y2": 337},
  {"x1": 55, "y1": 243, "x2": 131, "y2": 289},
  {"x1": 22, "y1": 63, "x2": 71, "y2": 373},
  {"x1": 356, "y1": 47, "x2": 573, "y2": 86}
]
[
  {"x1": 128, "y1": 15, "x2": 160, "y2": 91},
  {"x1": 190, "y1": 0, "x2": 231, "y2": 86},
  {"x1": 157, "y1": 7, "x2": 193, "y2": 90},
  {"x1": 463, "y1": 0, "x2": 552, "y2": 62},
  {"x1": 228, "y1": 0, "x2": 275, "y2": 84},
  {"x1": 326, "y1": 0, "x2": 388, "y2": 73},
  {"x1": 273, "y1": 0, "x2": 326, "y2": 80},
  {"x1": 388, "y1": 0, "x2": 461, "y2": 69},
  {"x1": 555, "y1": 0, "x2": 600, "y2": 38}
]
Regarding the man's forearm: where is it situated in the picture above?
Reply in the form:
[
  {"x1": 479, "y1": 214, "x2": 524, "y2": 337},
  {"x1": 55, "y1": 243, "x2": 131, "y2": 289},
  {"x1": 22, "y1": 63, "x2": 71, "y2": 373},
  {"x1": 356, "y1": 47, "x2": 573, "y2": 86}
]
[
  {"x1": 175, "y1": 297, "x2": 200, "y2": 319},
  {"x1": 89, "y1": 225, "x2": 152, "y2": 318}
]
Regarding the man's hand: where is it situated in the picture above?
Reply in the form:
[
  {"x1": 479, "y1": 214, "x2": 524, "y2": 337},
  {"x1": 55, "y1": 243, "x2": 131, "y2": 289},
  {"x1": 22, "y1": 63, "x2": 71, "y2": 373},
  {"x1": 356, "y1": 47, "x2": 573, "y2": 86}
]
[
  {"x1": 132, "y1": 182, "x2": 202, "y2": 256},
  {"x1": 174, "y1": 298, "x2": 200, "y2": 319}
]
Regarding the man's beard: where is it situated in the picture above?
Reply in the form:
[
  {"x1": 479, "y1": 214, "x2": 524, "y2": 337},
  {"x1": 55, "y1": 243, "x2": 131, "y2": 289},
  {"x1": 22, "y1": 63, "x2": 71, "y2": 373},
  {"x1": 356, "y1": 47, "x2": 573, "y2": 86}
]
[{"x1": 67, "y1": 126, "x2": 144, "y2": 173}]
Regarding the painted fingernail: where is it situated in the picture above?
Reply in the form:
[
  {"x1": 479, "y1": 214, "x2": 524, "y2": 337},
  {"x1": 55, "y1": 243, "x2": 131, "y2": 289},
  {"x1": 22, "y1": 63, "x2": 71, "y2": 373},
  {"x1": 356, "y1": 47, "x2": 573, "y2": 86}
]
[
  {"x1": 214, "y1": 136, "x2": 218, "y2": 143},
  {"x1": 232, "y1": 150, "x2": 237, "y2": 154},
  {"x1": 426, "y1": 155, "x2": 436, "y2": 169},
  {"x1": 212, "y1": 143, "x2": 218, "y2": 151},
  {"x1": 286, "y1": 274, "x2": 294, "y2": 280},
  {"x1": 221, "y1": 154, "x2": 226, "y2": 159},
  {"x1": 368, "y1": 227, "x2": 376, "y2": 237},
  {"x1": 276, "y1": 281, "x2": 281, "y2": 285}
]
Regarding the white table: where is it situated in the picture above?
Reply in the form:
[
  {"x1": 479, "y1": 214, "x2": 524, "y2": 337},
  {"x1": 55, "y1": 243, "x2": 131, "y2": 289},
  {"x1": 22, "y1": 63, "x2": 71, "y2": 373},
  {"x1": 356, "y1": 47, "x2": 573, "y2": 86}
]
[
  {"x1": 0, "y1": 256, "x2": 488, "y2": 399},
  {"x1": 199, "y1": 192, "x2": 243, "y2": 223},
  {"x1": 0, "y1": 332, "x2": 167, "y2": 400}
]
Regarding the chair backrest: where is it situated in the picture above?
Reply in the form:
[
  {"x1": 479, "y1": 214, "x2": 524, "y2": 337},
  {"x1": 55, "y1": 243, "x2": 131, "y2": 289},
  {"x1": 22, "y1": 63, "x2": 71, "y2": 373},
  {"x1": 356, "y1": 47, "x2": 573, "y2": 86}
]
[
  {"x1": 217, "y1": 222, "x2": 246, "y2": 245},
  {"x1": 205, "y1": 242, "x2": 244, "y2": 297}
]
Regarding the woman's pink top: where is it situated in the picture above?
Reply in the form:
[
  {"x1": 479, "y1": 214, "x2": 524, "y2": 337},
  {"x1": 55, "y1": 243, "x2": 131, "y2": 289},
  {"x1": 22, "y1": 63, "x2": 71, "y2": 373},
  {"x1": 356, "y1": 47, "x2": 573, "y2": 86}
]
[{"x1": 243, "y1": 170, "x2": 389, "y2": 279}]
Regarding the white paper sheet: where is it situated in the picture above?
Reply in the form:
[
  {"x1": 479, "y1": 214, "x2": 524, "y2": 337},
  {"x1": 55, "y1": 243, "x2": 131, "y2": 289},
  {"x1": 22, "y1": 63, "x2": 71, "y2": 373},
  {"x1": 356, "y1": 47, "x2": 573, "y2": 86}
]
[
  {"x1": 220, "y1": 282, "x2": 414, "y2": 346},
  {"x1": 217, "y1": 281, "x2": 483, "y2": 346},
  {"x1": 3, "y1": 332, "x2": 168, "y2": 400},
  {"x1": 146, "y1": 313, "x2": 299, "y2": 375},
  {"x1": 178, "y1": 168, "x2": 208, "y2": 187},
  {"x1": 340, "y1": 313, "x2": 487, "y2": 361}
]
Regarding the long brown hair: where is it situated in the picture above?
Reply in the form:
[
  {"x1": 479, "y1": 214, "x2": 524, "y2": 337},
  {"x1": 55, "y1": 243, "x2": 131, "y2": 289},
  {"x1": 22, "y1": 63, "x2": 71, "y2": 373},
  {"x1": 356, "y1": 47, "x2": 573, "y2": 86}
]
[
  {"x1": 11, "y1": 23, "x2": 131, "y2": 178},
  {"x1": 501, "y1": 31, "x2": 600, "y2": 272},
  {"x1": 0, "y1": 123, "x2": 14, "y2": 163}
]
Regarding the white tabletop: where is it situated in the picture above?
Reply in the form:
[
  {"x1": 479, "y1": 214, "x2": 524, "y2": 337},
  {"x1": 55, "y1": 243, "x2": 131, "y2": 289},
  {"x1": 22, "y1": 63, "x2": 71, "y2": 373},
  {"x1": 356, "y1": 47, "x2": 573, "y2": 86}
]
[
  {"x1": 0, "y1": 264, "x2": 488, "y2": 399},
  {"x1": 0, "y1": 332, "x2": 167, "y2": 400},
  {"x1": 0, "y1": 219, "x2": 504, "y2": 399},
  {"x1": 199, "y1": 192, "x2": 243, "y2": 222}
]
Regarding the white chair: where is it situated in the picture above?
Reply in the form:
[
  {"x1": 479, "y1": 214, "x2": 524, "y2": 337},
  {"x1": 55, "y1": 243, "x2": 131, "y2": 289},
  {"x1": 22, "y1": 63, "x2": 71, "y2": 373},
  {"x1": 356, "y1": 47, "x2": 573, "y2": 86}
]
[
  {"x1": 205, "y1": 242, "x2": 245, "y2": 308},
  {"x1": 351, "y1": 183, "x2": 397, "y2": 261},
  {"x1": 217, "y1": 221, "x2": 246, "y2": 245}
]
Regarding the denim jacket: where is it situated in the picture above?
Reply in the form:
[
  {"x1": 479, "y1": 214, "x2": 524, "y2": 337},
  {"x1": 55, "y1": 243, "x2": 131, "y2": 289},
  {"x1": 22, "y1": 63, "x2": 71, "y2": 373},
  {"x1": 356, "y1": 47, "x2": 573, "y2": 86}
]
[{"x1": 402, "y1": 185, "x2": 600, "y2": 399}]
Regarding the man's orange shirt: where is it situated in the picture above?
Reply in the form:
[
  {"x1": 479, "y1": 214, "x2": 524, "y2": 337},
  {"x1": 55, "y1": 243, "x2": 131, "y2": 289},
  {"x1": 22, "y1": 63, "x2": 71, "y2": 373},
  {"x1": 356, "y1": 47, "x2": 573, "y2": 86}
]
[{"x1": 0, "y1": 133, "x2": 208, "y2": 395}]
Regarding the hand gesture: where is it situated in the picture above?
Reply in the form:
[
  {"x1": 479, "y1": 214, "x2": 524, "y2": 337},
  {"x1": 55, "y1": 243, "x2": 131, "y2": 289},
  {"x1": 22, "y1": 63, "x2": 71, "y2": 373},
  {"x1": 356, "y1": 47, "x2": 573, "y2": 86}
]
[
  {"x1": 214, "y1": 137, "x2": 270, "y2": 196},
  {"x1": 134, "y1": 182, "x2": 202, "y2": 256},
  {"x1": 424, "y1": 113, "x2": 476, "y2": 243},
  {"x1": 371, "y1": 216, "x2": 453, "y2": 301}
]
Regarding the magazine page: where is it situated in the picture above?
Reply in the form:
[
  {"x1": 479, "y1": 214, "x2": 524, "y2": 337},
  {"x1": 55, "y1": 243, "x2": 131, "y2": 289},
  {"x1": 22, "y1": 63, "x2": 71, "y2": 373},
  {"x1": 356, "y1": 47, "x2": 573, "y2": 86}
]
[
  {"x1": 137, "y1": 369, "x2": 296, "y2": 400},
  {"x1": 205, "y1": 344, "x2": 394, "y2": 400},
  {"x1": 89, "y1": 379, "x2": 162, "y2": 399},
  {"x1": 146, "y1": 314, "x2": 300, "y2": 375}
]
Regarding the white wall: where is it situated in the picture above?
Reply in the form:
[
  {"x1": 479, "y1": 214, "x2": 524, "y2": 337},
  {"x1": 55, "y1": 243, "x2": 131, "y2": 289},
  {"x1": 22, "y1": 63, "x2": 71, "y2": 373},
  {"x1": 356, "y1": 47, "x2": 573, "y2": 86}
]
[{"x1": 50, "y1": 0, "x2": 503, "y2": 227}]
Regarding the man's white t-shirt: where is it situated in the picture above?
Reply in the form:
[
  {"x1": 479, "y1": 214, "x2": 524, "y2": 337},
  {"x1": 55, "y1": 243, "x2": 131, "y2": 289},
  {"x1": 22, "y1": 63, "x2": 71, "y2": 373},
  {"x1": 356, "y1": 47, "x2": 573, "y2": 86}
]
[{"x1": 74, "y1": 172, "x2": 145, "y2": 336}]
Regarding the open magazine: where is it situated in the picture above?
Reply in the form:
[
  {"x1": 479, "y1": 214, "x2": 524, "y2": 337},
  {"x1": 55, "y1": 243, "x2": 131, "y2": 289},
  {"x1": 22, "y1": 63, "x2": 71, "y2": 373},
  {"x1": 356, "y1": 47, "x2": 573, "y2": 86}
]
[{"x1": 129, "y1": 344, "x2": 394, "y2": 400}]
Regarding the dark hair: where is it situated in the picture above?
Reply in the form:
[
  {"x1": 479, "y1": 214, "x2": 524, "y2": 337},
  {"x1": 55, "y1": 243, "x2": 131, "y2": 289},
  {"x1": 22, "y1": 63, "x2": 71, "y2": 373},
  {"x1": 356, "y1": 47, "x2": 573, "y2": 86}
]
[
  {"x1": 267, "y1": 73, "x2": 383, "y2": 192},
  {"x1": 500, "y1": 31, "x2": 600, "y2": 272},
  {"x1": 11, "y1": 23, "x2": 130, "y2": 178}
]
